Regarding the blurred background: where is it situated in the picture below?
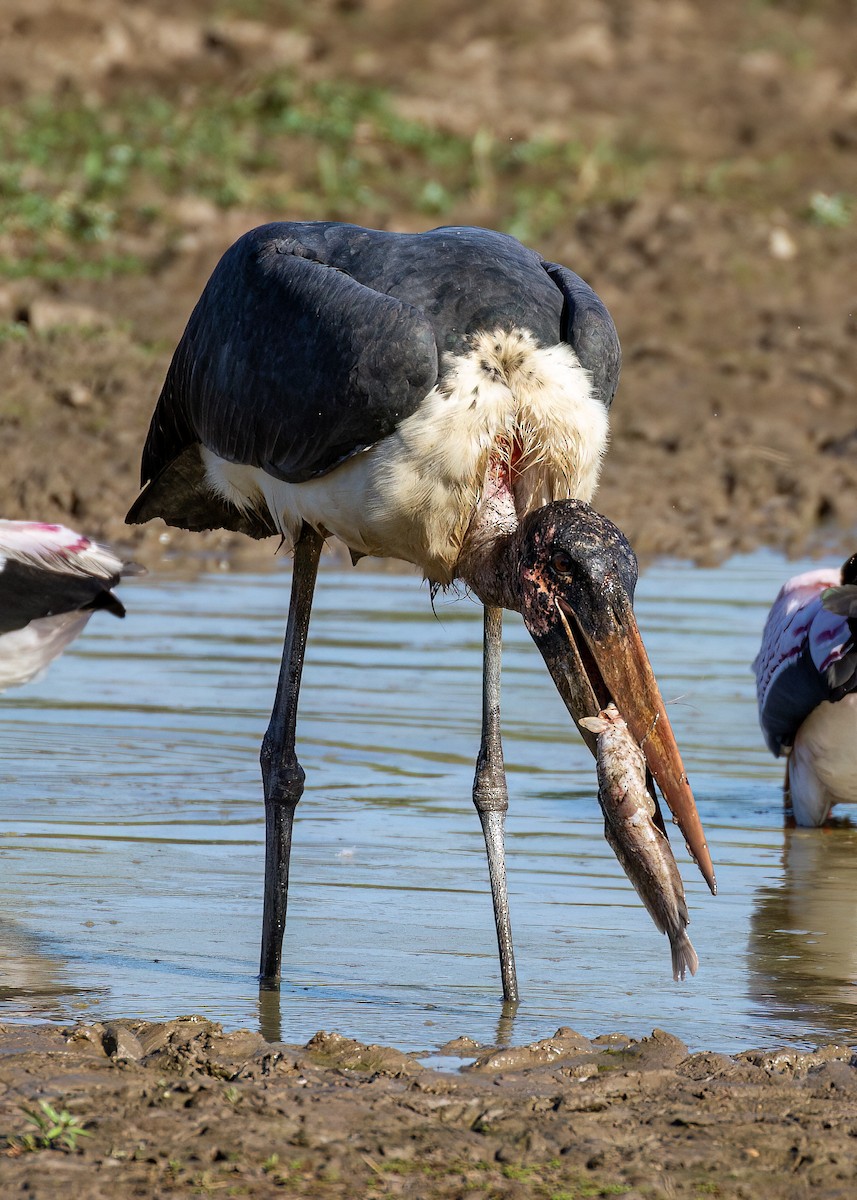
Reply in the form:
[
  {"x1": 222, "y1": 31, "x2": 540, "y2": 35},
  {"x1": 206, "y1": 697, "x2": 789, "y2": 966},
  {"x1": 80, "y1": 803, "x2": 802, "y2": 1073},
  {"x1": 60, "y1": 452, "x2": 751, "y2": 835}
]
[{"x1": 0, "y1": 0, "x2": 854, "y2": 568}]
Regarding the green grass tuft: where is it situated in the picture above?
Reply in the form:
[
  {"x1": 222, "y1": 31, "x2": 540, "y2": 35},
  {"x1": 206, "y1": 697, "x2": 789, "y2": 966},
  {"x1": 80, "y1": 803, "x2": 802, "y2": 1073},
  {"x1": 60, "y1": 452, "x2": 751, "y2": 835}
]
[
  {"x1": 17, "y1": 1099, "x2": 91, "y2": 1152},
  {"x1": 0, "y1": 74, "x2": 660, "y2": 282}
]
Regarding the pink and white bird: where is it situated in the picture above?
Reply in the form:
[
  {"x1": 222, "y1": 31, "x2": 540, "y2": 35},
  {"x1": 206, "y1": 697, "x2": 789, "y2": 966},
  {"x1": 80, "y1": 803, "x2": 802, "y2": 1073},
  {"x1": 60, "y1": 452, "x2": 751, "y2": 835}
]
[
  {"x1": 0, "y1": 520, "x2": 132, "y2": 693},
  {"x1": 753, "y1": 554, "x2": 857, "y2": 825}
]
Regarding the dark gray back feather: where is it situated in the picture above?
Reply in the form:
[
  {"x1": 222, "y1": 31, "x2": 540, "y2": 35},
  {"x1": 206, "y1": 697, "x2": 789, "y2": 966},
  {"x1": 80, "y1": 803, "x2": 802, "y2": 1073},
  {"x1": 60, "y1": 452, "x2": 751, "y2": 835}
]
[
  {"x1": 541, "y1": 260, "x2": 621, "y2": 409},
  {"x1": 136, "y1": 222, "x2": 620, "y2": 494}
]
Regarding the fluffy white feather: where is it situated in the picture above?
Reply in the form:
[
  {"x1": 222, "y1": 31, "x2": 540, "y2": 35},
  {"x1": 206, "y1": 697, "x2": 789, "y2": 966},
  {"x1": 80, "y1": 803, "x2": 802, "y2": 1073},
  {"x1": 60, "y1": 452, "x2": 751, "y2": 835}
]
[
  {"x1": 0, "y1": 520, "x2": 125, "y2": 581},
  {"x1": 203, "y1": 328, "x2": 608, "y2": 583}
]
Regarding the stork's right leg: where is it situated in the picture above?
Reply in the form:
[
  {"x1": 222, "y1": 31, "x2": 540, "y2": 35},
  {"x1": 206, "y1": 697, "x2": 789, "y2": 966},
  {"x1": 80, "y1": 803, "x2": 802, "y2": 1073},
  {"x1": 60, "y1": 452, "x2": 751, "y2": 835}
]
[
  {"x1": 473, "y1": 605, "x2": 519, "y2": 1003},
  {"x1": 259, "y1": 523, "x2": 324, "y2": 984}
]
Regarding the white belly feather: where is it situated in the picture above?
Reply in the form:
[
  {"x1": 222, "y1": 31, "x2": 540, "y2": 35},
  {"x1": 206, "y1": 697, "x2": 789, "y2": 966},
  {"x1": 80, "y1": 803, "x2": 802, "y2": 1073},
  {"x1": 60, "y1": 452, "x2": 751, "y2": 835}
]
[
  {"x1": 0, "y1": 611, "x2": 93, "y2": 692},
  {"x1": 201, "y1": 329, "x2": 609, "y2": 583},
  {"x1": 788, "y1": 695, "x2": 857, "y2": 826}
]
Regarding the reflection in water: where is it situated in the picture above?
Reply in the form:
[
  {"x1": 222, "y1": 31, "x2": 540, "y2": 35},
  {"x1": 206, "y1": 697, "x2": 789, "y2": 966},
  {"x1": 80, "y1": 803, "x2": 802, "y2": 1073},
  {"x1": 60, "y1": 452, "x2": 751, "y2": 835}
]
[
  {"x1": 256, "y1": 984, "x2": 518, "y2": 1051},
  {"x1": 257, "y1": 983, "x2": 519, "y2": 1049},
  {"x1": 257, "y1": 981, "x2": 283, "y2": 1045},
  {"x1": 0, "y1": 919, "x2": 104, "y2": 1016},
  {"x1": 494, "y1": 1000, "x2": 519, "y2": 1048},
  {"x1": 749, "y1": 822, "x2": 857, "y2": 1044}
]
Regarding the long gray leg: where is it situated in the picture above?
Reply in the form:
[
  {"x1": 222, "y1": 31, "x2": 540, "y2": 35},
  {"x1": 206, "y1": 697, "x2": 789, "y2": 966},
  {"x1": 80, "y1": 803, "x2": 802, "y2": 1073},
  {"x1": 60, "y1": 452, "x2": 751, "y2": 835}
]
[
  {"x1": 473, "y1": 604, "x2": 519, "y2": 1003},
  {"x1": 259, "y1": 523, "x2": 325, "y2": 984}
]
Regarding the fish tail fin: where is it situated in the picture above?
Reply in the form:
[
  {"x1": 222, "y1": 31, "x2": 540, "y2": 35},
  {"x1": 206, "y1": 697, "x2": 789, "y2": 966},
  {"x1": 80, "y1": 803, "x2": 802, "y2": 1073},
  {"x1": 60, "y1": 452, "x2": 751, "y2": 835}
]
[{"x1": 670, "y1": 931, "x2": 699, "y2": 982}]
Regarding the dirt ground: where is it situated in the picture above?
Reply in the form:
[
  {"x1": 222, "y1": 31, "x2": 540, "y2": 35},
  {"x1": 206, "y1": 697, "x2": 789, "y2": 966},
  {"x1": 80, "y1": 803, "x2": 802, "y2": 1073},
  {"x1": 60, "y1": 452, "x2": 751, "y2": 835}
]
[
  {"x1": 3, "y1": 1017, "x2": 857, "y2": 1199},
  {"x1": 0, "y1": 0, "x2": 855, "y2": 571},
  {"x1": 2, "y1": 1, "x2": 857, "y2": 1196}
]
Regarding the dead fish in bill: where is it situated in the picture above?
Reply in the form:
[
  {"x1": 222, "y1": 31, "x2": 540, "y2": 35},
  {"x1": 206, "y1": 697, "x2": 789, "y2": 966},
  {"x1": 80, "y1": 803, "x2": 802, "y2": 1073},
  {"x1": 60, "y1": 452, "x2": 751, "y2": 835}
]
[{"x1": 579, "y1": 703, "x2": 699, "y2": 982}]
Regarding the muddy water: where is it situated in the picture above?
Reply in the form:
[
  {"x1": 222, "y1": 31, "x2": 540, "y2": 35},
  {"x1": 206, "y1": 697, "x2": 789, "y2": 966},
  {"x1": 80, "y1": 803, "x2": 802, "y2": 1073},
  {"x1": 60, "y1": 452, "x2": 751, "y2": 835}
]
[{"x1": 0, "y1": 550, "x2": 854, "y2": 1054}]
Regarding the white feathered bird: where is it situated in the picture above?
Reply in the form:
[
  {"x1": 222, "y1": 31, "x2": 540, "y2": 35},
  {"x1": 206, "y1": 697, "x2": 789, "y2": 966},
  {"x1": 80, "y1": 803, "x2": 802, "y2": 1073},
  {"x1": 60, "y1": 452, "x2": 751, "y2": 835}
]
[
  {"x1": 0, "y1": 521, "x2": 133, "y2": 692},
  {"x1": 753, "y1": 554, "x2": 857, "y2": 825}
]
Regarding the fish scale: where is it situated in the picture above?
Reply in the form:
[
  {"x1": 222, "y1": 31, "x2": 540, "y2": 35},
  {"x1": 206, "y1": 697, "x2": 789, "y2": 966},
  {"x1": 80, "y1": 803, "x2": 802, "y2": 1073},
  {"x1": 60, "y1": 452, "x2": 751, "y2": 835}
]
[{"x1": 580, "y1": 703, "x2": 699, "y2": 982}]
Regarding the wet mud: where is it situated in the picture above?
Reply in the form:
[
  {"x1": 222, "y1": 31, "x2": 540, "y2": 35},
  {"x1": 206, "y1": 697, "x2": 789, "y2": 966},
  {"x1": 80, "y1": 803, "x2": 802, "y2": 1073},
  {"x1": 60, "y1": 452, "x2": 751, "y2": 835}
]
[
  {"x1": 2, "y1": 1017, "x2": 856, "y2": 1198},
  {"x1": 0, "y1": 0, "x2": 855, "y2": 572}
]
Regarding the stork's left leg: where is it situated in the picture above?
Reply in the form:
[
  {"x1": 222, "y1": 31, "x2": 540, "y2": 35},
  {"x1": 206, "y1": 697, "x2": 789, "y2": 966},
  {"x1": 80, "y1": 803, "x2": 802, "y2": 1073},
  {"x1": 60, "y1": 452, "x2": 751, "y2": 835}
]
[
  {"x1": 473, "y1": 605, "x2": 519, "y2": 1003},
  {"x1": 259, "y1": 523, "x2": 325, "y2": 984}
]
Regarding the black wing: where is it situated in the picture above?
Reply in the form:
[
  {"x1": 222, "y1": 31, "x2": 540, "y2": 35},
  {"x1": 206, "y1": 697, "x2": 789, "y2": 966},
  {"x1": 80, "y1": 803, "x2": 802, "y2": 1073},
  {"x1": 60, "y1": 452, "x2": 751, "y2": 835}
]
[
  {"x1": 758, "y1": 644, "x2": 842, "y2": 756},
  {"x1": 139, "y1": 224, "x2": 440, "y2": 487},
  {"x1": 0, "y1": 560, "x2": 124, "y2": 637},
  {"x1": 129, "y1": 223, "x2": 619, "y2": 535},
  {"x1": 541, "y1": 260, "x2": 621, "y2": 409}
]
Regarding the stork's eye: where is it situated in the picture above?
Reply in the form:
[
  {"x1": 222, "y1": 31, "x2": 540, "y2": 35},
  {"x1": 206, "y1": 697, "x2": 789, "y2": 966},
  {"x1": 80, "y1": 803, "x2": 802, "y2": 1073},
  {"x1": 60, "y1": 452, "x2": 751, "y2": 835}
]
[{"x1": 550, "y1": 549, "x2": 574, "y2": 576}]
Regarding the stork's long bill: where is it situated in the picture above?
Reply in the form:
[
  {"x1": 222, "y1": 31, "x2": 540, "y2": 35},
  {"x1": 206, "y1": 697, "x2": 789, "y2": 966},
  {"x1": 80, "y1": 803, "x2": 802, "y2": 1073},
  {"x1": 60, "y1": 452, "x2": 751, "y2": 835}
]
[
  {"x1": 469, "y1": 498, "x2": 717, "y2": 896},
  {"x1": 533, "y1": 591, "x2": 715, "y2": 895}
]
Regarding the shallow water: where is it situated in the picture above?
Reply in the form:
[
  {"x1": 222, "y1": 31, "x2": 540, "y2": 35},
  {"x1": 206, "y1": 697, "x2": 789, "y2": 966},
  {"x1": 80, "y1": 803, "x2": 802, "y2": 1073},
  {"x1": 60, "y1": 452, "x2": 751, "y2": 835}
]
[{"x1": 1, "y1": 548, "x2": 855, "y2": 1054}]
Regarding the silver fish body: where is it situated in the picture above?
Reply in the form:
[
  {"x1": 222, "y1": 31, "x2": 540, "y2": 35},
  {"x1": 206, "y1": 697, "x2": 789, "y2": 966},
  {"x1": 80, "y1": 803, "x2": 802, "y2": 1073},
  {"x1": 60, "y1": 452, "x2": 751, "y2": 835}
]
[{"x1": 580, "y1": 703, "x2": 699, "y2": 981}]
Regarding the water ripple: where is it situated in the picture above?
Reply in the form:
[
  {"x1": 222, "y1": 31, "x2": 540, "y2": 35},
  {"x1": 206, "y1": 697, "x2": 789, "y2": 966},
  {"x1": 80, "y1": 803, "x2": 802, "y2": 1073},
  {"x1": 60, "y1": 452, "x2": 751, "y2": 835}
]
[{"x1": 0, "y1": 548, "x2": 853, "y2": 1052}]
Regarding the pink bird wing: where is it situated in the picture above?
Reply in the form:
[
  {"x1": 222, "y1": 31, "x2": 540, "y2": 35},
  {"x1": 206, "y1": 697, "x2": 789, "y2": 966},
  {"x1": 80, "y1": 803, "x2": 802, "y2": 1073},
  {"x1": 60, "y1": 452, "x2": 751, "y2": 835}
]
[
  {"x1": 753, "y1": 569, "x2": 844, "y2": 756},
  {"x1": 0, "y1": 520, "x2": 132, "y2": 641},
  {"x1": 0, "y1": 520, "x2": 92, "y2": 564}
]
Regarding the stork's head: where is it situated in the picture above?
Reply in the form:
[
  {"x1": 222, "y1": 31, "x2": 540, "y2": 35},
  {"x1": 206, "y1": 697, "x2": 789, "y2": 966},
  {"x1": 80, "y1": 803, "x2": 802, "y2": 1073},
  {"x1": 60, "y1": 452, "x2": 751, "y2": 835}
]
[{"x1": 513, "y1": 499, "x2": 715, "y2": 894}]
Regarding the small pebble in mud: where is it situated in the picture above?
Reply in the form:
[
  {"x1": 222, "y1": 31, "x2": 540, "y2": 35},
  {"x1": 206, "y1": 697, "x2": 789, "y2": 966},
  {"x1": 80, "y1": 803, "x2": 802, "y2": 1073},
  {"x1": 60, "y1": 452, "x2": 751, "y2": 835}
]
[
  {"x1": 437, "y1": 1036, "x2": 482, "y2": 1056},
  {"x1": 102, "y1": 1023, "x2": 144, "y2": 1061}
]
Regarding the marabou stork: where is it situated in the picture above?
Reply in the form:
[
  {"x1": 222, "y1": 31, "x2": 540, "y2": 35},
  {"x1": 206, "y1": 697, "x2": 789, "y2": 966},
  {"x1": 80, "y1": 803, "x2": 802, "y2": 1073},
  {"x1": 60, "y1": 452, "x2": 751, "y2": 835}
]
[
  {"x1": 127, "y1": 222, "x2": 715, "y2": 1001},
  {"x1": 0, "y1": 521, "x2": 129, "y2": 692},
  {"x1": 753, "y1": 554, "x2": 857, "y2": 826}
]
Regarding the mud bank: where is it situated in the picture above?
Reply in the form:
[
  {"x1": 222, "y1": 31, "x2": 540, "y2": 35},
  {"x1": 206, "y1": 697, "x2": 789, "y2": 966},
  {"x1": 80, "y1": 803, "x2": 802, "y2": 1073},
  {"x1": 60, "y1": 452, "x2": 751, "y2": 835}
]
[
  {"x1": 0, "y1": 0, "x2": 855, "y2": 571},
  {"x1": 1, "y1": 1017, "x2": 855, "y2": 1198}
]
